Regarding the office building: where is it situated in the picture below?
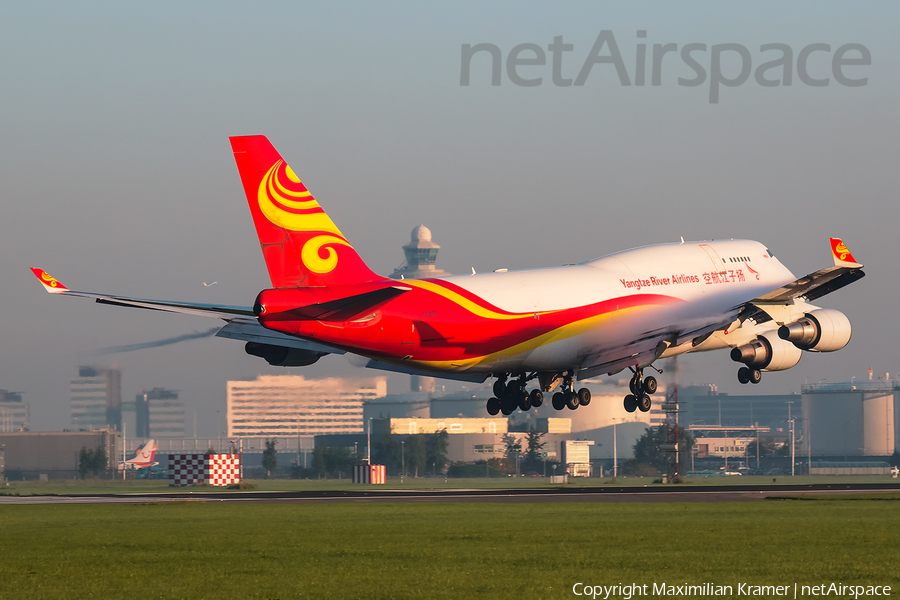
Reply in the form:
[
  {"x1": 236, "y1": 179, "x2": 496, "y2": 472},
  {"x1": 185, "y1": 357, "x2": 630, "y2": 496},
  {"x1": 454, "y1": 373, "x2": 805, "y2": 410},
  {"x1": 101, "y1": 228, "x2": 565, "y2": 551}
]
[
  {"x1": 227, "y1": 375, "x2": 387, "y2": 437},
  {"x1": 136, "y1": 388, "x2": 185, "y2": 438},
  {"x1": 70, "y1": 367, "x2": 121, "y2": 431},
  {"x1": 0, "y1": 390, "x2": 29, "y2": 432}
]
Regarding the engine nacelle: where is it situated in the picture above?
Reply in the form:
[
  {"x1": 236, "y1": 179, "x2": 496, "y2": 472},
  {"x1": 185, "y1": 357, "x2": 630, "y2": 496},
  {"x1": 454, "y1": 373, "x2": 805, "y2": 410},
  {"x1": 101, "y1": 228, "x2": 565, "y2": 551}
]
[
  {"x1": 730, "y1": 331, "x2": 802, "y2": 371},
  {"x1": 777, "y1": 309, "x2": 852, "y2": 352},
  {"x1": 245, "y1": 342, "x2": 324, "y2": 367}
]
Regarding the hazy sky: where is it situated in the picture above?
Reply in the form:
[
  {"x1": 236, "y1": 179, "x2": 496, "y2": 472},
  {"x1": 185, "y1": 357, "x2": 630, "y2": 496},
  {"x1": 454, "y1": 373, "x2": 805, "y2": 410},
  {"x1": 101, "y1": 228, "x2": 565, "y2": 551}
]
[{"x1": 2, "y1": 2, "x2": 897, "y2": 434}]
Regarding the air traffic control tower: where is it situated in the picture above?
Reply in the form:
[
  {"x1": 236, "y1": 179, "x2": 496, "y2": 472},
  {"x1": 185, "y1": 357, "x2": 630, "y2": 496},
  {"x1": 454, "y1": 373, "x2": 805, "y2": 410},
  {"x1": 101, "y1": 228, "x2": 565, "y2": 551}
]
[
  {"x1": 389, "y1": 225, "x2": 451, "y2": 280},
  {"x1": 390, "y1": 225, "x2": 450, "y2": 393}
]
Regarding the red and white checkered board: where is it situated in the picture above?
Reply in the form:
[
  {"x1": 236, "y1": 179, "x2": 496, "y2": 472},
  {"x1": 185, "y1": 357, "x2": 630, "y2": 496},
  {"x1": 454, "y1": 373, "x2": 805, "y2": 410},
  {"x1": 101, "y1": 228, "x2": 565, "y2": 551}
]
[
  {"x1": 208, "y1": 454, "x2": 240, "y2": 486},
  {"x1": 353, "y1": 464, "x2": 386, "y2": 484}
]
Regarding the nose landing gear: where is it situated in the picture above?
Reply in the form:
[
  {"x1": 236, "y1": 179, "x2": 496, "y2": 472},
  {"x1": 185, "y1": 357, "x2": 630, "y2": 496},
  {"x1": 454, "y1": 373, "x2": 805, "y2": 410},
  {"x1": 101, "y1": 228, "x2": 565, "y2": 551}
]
[{"x1": 737, "y1": 366, "x2": 762, "y2": 385}]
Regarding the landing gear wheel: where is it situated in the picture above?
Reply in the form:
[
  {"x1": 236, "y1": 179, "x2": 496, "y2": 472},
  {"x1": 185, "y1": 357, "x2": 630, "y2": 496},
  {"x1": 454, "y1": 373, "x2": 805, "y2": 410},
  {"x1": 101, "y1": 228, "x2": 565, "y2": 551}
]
[
  {"x1": 749, "y1": 369, "x2": 762, "y2": 384},
  {"x1": 624, "y1": 394, "x2": 637, "y2": 413},
  {"x1": 529, "y1": 389, "x2": 544, "y2": 408},
  {"x1": 500, "y1": 394, "x2": 517, "y2": 415},
  {"x1": 638, "y1": 393, "x2": 652, "y2": 412},
  {"x1": 642, "y1": 376, "x2": 658, "y2": 395},
  {"x1": 629, "y1": 377, "x2": 640, "y2": 395},
  {"x1": 577, "y1": 388, "x2": 591, "y2": 406},
  {"x1": 486, "y1": 397, "x2": 500, "y2": 416},
  {"x1": 500, "y1": 401, "x2": 515, "y2": 416},
  {"x1": 552, "y1": 392, "x2": 565, "y2": 411},
  {"x1": 737, "y1": 366, "x2": 750, "y2": 384},
  {"x1": 565, "y1": 392, "x2": 579, "y2": 410},
  {"x1": 518, "y1": 392, "x2": 532, "y2": 412},
  {"x1": 493, "y1": 379, "x2": 507, "y2": 397}
]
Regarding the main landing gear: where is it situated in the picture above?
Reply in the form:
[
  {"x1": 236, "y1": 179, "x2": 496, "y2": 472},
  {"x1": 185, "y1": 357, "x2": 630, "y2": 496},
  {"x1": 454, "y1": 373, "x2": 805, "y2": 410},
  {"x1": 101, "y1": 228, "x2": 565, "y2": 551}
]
[
  {"x1": 623, "y1": 368, "x2": 657, "y2": 414},
  {"x1": 737, "y1": 366, "x2": 762, "y2": 385},
  {"x1": 486, "y1": 374, "x2": 544, "y2": 416},
  {"x1": 485, "y1": 371, "x2": 589, "y2": 415},
  {"x1": 549, "y1": 372, "x2": 591, "y2": 412}
]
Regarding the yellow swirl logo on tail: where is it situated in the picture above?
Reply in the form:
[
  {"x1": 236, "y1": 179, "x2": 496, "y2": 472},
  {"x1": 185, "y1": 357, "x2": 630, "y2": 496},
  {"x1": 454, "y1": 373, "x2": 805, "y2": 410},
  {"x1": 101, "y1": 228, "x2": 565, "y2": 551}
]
[
  {"x1": 257, "y1": 161, "x2": 344, "y2": 237},
  {"x1": 257, "y1": 160, "x2": 354, "y2": 275},
  {"x1": 301, "y1": 235, "x2": 353, "y2": 274},
  {"x1": 40, "y1": 272, "x2": 60, "y2": 288},
  {"x1": 835, "y1": 241, "x2": 850, "y2": 261}
]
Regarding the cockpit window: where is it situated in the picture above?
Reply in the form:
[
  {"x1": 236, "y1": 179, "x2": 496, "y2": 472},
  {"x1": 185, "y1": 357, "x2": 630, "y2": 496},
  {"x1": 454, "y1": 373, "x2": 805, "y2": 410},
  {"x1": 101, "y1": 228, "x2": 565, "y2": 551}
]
[{"x1": 765, "y1": 248, "x2": 774, "y2": 257}]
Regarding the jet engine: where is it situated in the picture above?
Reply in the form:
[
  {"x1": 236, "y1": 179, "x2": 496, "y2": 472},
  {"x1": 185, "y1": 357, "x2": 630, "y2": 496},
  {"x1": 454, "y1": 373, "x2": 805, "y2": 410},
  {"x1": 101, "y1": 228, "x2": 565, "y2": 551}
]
[
  {"x1": 245, "y1": 342, "x2": 324, "y2": 367},
  {"x1": 730, "y1": 331, "x2": 802, "y2": 371},
  {"x1": 777, "y1": 309, "x2": 852, "y2": 352}
]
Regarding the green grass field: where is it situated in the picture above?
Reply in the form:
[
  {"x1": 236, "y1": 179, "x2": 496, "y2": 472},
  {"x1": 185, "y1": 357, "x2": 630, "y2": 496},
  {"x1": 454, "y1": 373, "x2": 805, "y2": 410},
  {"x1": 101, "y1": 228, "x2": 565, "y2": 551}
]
[
  {"x1": 1, "y1": 499, "x2": 898, "y2": 599},
  {"x1": 2, "y1": 474, "x2": 897, "y2": 496}
]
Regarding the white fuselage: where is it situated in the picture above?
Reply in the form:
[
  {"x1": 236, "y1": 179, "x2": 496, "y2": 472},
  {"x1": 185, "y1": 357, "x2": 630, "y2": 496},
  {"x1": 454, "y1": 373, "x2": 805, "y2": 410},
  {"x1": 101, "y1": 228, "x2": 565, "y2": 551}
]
[{"x1": 430, "y1": 240, "x2": 796, "y2": 376}]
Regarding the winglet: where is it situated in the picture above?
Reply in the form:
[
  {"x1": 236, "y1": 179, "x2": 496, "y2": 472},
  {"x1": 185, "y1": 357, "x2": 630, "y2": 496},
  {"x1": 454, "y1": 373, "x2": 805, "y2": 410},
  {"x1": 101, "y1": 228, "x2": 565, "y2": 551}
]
[
  {"x1": 30, "y1": 268, "x2": 70, "y2": 294},
  {"x1": 829, "y1": 238, "x2": 862, "y2": 268}
]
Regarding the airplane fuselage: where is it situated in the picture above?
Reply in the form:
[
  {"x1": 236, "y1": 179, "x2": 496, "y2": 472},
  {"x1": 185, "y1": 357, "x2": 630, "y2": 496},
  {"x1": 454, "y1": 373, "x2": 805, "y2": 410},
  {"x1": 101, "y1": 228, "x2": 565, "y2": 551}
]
[{"x1": 257, "y1": 239, "x2": 796, "y2": 376}]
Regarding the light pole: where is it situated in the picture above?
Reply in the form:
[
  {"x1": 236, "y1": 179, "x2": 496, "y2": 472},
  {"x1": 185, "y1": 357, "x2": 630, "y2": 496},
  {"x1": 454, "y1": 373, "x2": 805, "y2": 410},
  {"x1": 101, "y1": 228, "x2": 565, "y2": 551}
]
[
  {"x1": 400, "y1": 440, "x2": 405, "y2": 484},
  {"x1": 366, "y1": 417, "x2": 371, "y2": 464},
  {"x1": 613, "y1": 419, "x2": 618, "y2": 479},
  {"x1": 691, "y1": 444, "x2": 695, "y2": 473},
  {"x1": 806, "y1": 416, "x2": 811, "y2": 473},
  {"x1": 790, "y1": 417, "x2": 796, "y2": 476}
]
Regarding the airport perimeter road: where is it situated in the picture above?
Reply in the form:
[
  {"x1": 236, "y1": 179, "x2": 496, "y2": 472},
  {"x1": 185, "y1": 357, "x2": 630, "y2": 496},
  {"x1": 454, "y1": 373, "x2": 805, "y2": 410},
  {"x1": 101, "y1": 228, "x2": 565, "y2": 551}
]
[{"x1": 2, "y1": 483, "x2": 898, "y2": 505}]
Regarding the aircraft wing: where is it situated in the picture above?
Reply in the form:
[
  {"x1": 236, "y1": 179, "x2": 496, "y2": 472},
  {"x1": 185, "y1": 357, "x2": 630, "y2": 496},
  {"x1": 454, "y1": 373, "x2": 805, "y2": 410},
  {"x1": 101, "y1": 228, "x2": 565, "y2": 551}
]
[
  {"x1": 750, "y1": 238, "x2": 865, "y2": 305},
  {"x1": 364, "y1": 358, "x2": 488, "y2": 383},
  {"x1": 32, "y1": 268, "x2": 345, "y2": 357},
  {"x1": 31, "y1": 268, "x2": 256, "y2": 319}
]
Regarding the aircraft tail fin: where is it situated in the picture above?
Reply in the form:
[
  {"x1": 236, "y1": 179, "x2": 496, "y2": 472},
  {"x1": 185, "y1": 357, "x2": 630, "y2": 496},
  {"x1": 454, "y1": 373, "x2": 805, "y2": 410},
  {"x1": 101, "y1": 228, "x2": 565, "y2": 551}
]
[
  {"x1": 142, "y1": 440, "x2": 157, "y2": 462},
  {"x1": 125, "y1": 439, "x2": 158, "y2": 467},
  {"x1": 229, "y1": 135, "x2": 385, "y2": 289}
]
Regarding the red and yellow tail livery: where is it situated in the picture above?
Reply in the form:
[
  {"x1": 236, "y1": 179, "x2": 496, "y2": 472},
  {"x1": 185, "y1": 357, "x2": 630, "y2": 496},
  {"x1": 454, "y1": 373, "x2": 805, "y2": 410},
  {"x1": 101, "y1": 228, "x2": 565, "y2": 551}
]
[{"x1": 229, "y1": 135, "x2": 385, "y2": 289}]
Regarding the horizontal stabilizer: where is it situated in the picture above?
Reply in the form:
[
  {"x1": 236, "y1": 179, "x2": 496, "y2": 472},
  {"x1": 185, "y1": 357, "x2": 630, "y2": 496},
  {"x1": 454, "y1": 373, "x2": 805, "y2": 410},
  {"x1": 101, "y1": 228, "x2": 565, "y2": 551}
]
[
  {"x1": 289, "y1": 286, "x2": 411, "y2": 321},
  {"x1": 215, "y1": 319, "x2": 343, "y2": 355}
]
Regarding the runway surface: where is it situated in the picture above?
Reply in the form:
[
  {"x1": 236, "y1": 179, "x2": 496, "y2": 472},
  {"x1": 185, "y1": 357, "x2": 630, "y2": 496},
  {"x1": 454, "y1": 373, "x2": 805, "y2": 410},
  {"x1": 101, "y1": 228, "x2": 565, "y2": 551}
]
[{"x1": 2, "y1": 483, "x2": 898, "y2": 505}]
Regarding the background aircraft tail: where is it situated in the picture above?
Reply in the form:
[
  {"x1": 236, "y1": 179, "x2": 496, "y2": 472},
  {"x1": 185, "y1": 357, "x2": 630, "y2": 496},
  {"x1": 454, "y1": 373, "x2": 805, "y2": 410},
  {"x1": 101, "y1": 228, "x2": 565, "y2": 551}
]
[
  {"x1": 230, "y1": 135, "x2": 385, "y2": 288},
  {"x1": 123, "y1": 439, "x2": 157, "y2": 467}
]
